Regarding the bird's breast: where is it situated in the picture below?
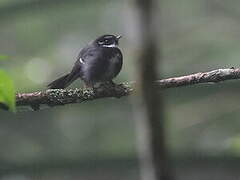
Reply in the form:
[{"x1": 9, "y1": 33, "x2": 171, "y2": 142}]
[
  {"x1": 103, "y1": 51, "x2": 122, "y2": 80},
  {"x1": 109, "y1": 52, "x2": 121, "y2": 63}
]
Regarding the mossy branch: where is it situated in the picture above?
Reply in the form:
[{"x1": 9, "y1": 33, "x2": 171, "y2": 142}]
[{"x1": 15, "y1": 68, "x2": 240, "y2": 111}]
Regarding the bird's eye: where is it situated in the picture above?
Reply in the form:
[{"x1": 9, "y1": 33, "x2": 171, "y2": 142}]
[
  {"x1": 98, "y1": 41, "x2": 104, "y2": 44},
  {"x1": 104, "y1": 39, "x2": 108, "y2": 43}
]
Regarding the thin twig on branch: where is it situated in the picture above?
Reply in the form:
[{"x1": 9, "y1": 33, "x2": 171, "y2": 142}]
[{"x1": 15, "y1": 68, "x2": 240, "y2": 110}]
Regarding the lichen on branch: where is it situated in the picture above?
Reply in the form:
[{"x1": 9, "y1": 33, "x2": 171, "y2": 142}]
[{"x1": 15, "y1": 68, "x2": 240, "y2": 111}]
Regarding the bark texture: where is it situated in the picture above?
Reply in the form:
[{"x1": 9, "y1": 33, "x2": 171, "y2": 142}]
[{"x1": 15, "y1": 68, "x2": 240, "y2": 110}]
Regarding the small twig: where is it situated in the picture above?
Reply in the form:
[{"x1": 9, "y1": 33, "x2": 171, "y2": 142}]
[{"x1": 15, "y1": 68, "x2": 240, "y2": 110}]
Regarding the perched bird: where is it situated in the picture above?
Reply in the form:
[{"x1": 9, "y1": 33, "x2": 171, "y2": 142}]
[{"x1": 48, "y1": 34, "x2": 123, "y2": 89}]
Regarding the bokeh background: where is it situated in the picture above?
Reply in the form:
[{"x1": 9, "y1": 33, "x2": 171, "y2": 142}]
[{"x1": 1, "y1": 0, "x2": 240, "y2": 179}]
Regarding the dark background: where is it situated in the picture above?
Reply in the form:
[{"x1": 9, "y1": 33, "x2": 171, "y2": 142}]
[{"x1": 1, "y1": 0, "x2": 240, "y2": 179}]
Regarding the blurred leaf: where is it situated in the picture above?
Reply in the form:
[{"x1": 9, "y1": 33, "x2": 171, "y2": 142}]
[
  {"x1": 0, "y1": 70, "x2": 16, "y2": 112},
  {"x1": 0, "y1": 55, "x2": 8, "y2": 61}
]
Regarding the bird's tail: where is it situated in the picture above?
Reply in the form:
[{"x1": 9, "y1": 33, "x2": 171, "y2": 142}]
[{"x1": 47, "y1": 73, "x2": 78, "y2": 89}]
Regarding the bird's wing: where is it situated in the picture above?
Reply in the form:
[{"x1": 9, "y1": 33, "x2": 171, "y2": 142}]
[
  {"x1": 77, "y1": 45, "x2": 100, "y2": 62},
  {"x1": 62, "y1": 46, "x2": 92, "y2": 85},
  {"x1": 76, "y1": 46, "x2": 110, "y2": 83}
]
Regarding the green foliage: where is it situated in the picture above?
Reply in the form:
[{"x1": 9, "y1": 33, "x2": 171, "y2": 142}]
[
  {"x1": 0, "y1": 70, "x2": 16, "y2": 112},
  {"x1": 0, "y1": 55, "x2": 8, "y2": 61}
]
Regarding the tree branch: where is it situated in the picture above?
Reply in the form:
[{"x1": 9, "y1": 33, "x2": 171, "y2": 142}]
[{"x1": 16, "y1": 68, "x2": 240, "y2": 110}]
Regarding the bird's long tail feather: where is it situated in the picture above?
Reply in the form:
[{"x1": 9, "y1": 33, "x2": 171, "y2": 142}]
[{"x1": 47, "y1": 73, "x2": 78, "y2": 89}]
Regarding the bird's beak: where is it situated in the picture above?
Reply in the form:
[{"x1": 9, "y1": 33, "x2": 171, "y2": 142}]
[{"x1": 116, "y1": 35, "x2": 122, "y2": 40}]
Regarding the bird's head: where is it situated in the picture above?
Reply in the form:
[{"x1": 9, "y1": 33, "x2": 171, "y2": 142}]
[{"x1": 94, "y1": 34, "x2": 122, "y2": 48}]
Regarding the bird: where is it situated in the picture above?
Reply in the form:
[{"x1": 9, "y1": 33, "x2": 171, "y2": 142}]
[{"x1": 48, "y1": 34, "x2": 123, "y2": 89}]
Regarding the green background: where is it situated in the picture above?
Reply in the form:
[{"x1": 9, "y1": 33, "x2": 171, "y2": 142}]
[{"x1": 1, "y1": 0, "x2": 240, "y2": 179}]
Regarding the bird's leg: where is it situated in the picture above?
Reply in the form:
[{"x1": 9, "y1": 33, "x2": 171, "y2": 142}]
[
  {"x1": 83, "y1": 81, "x2": 117, "y2": 93},
  {"x1": 83, "y1": 82, "x2": 94, "y2": 89},
  {"x1": 98, "y1": 81, "x2": 116, "y2": 89}
]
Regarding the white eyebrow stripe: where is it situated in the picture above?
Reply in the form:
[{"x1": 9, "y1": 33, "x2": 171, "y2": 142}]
[
  {"x1": 79, "y1": 58, "x2": 85, "y2": 64},
  {"x1": 104, "y1": 36, "x2": 114, "y2": 39}
]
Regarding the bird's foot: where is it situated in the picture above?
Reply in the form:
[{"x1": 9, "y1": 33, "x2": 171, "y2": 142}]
[{"x1": 97, "y1": 81, "x2": 116, "y2": 89}]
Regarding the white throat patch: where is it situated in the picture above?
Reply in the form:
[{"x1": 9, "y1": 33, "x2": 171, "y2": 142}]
[{"x1": 102, "y1": 44, "x2": 117, "y2": 48}]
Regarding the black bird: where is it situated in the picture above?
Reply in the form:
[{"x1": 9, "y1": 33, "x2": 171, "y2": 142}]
[{"x1": 48, "y1": 34, "x2": 123, "y2": 89}]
